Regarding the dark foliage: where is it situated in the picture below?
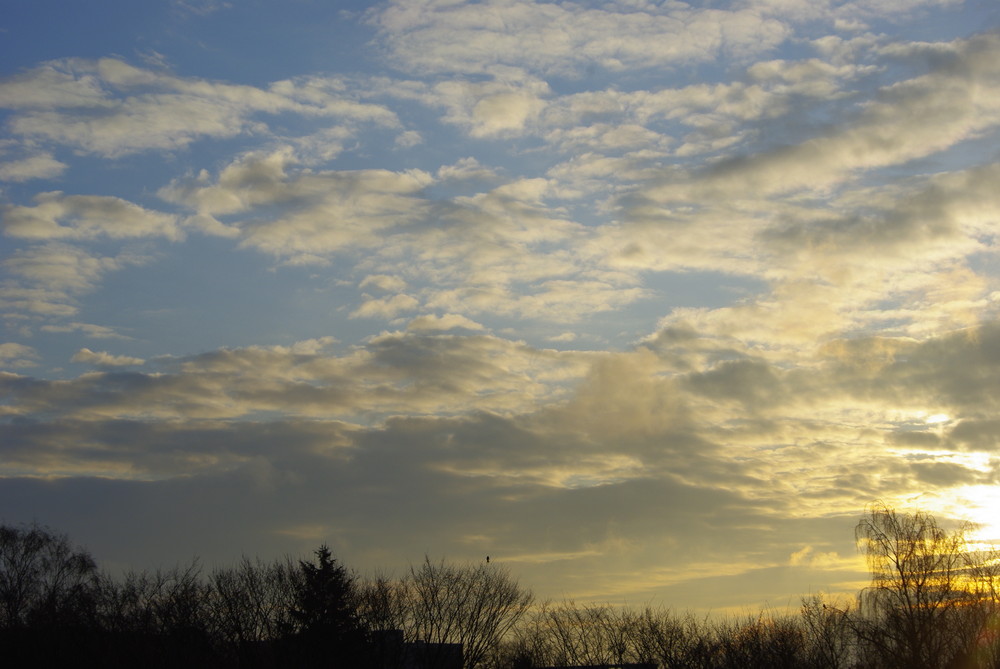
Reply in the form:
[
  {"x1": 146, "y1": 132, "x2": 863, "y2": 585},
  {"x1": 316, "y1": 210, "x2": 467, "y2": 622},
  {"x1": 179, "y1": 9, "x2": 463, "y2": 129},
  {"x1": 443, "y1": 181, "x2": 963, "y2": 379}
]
[{"x1": 286, "y1": 544, "x2": 368, "y2": 667}]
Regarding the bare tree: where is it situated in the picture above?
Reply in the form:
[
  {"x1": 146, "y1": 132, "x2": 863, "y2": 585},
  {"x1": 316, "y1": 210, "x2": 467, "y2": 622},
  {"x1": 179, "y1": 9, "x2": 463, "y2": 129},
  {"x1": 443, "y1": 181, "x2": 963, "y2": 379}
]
[
  {"x1": 619, "y1": 607, "x2": 697, "y2": 668},
  {"x1": 356, "y1": 572, "x2": 414, "y2": 669},
  {"x1": 409, "y1": 557, "x2": 533, "y2": 669},
  {"x1": 799, "y1": 595, "x2": 855, "y2": 669},
  {"x1": 208, "y1": 555, "x2": 298, "y2": 665},
  {"x1": 97, "y1": 560, "x2": 215, "y2": 664},
  {"x1": 356, "y1": 571, "x2": 412, "y2": 635},
  {"x1": 713, "y1": 613, "x2": 808, "y2": 669},
  {"x1": 529, "y1": 601, "x2": 624, "y2": 666},
  {"x1": 0, "y1": 522, "x2": 97, "y2": 629},
  {"x1": 851, "y1": 502, "x2": 989, "y2": 669},
  {"x1": 502, "y1": 600, "x2": 718, "y2": 669}
]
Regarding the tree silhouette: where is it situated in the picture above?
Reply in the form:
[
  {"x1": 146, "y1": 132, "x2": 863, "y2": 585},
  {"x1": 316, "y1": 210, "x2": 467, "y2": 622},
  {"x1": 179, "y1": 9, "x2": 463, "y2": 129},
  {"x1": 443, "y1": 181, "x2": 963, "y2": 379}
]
[
  {"x1": 0, "y1": 523, "x2": 101, "y2": 666},
  {"x1": 209, "y1": 555, "x2": 298, "y2": 666},
  {"x1": 0, "y1": 522, "x2": 98, "y2": 630},
  {"x1": 288, "y1": 544, "x2": 365, "y2": 666},
  {"x1": 409, "y1": 556, "x2": 533, "y2": 669},
  {"x1": 6, "y1": 511, "x2": 1000, "y2": 668},
  {"x1": 851, "y1": 501, "x2": 997, "y2": 669}
]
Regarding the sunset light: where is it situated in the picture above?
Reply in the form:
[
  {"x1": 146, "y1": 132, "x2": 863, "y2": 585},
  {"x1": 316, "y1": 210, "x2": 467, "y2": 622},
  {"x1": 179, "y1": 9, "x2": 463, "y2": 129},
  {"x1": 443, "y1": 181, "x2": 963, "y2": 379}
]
[{"x1": 950, "y1": 485, "x2": 1000, "y2": 545}]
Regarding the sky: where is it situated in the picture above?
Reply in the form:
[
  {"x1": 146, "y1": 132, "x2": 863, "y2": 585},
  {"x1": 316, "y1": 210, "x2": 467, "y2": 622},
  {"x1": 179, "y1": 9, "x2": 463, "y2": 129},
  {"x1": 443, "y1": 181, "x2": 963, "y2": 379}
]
[{"x1": 3, "y1": 0, "x2": 1000, "y2": 614}]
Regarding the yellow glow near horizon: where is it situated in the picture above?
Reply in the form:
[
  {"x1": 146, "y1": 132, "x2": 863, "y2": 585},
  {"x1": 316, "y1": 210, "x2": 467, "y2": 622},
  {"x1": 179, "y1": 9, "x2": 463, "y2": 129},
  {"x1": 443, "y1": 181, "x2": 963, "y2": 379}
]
[
  {"x1": 937, "y1": 485, "x2": 1000, "y2": 545},
  {"x1": 892, "y1": 470, "x2": 1000, "y2": 550}
]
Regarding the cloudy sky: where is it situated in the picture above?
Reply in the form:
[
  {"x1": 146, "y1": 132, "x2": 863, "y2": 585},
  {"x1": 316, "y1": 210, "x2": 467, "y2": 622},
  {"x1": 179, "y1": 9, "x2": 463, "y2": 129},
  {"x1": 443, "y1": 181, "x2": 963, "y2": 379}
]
[{"x1": 3, "y1": 0, "x2": 1000, "y2": 613}]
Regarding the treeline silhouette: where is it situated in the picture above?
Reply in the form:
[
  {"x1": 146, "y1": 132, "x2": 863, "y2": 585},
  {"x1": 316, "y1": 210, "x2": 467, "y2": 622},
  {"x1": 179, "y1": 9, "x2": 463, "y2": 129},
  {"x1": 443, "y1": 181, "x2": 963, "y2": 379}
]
[{"x1": 2, "y1": 502, "x2": 1000, "y2": 668}]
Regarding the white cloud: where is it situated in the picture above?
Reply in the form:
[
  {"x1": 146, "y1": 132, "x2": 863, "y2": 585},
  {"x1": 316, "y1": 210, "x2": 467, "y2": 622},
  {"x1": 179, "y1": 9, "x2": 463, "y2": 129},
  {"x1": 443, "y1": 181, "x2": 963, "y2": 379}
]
[
  {"x1": 407, "y1": 313, "x2": 485, "y2": 332},
  {"x1": 71, "y1": 348, "x2": 145, "y2": 367},
  {"x1": 643, "y1": 32, "x2": 1000, "y2": 202},
  {"x1": 535, "y1": 60, "x2": 866, "y2": 161},
  {"x1": 2, "y1": 243, "x2": 149, "y2": 317},
  {"x1": 394, "y1": 129, "x2": 423, "y2": 148},
  {"x1": 0, "y1": 333, "x2": 590, "y2": 422},
  {"x1": 519, "y1": 54, "x2": 872, "y2": 181},
  {"x1": 289, "y1": 126, "x2": 354, "y2": 163},
  {"x1": 161, "y1": 148, "x2": 434, "y2": 262},
  {"x1": 3, "y1": 191, "x2": 180, "y2": 240},
  {"x1": 0, "y1": 342, "x2": 39, "y2": 368},
  {"x1": 427, "y1": 76, "x2": 550, "y2": 138},
  {"x1": 173, "y1": 0, "x2": 232, "y2": 16},
  {"x1": 544, "y1": 151, "x2": 662, "y2": 201},
  {"x1": 0, "y1": 59, "x2": 399, "y2": 158},
  {"x1": 436, "y1": 157, "x2": 497, "y2": 181},
  {"x1": 40, "y1": 322, "x2": 129, "y2": 339},
  {"x1": 0, "y1": 284, "x2": 79, "y2": 317},
  {"x1": 0, "y1": 62, "x2": 110, "y2": 109},
  {"x1": 746, "y1": 57, "x2": 869, "y2": 96},
  {"x1": 158, "y1": 149, "x2": 649, "y2": 323},
  {"x1": 10, "y1": 99, "x2": 248, "y2": 158},
  {"x1": 372, "y1": 0, "x2": 791, "y2": 76},
  {"x1": 577, "y1": 33, "x2": 1000, "y2": 357},
  {"x1": 544, "y1": 123, "x2": 673, "y2": 154},
  {"x1": 0, "y1": 188, "x2": 177, "y2": 327},
  {"x1": 469, "y1": 90, "x2": 546, "y2": 137},
  {"x1": 159, "y1": 147, "x2": 299, "y2": 217},
  {"x1": 360, "y1": 274, "x2": 408, "y2": 293},
  {"x1": 350, "y1": 293, "x2": 421, "y2": 319},
  {"x1": 4, "y1": 243, "x2": 135, "y2": 294},
  {"x1": 0, "y1": 153, "x2": 67, "y2": 182}
]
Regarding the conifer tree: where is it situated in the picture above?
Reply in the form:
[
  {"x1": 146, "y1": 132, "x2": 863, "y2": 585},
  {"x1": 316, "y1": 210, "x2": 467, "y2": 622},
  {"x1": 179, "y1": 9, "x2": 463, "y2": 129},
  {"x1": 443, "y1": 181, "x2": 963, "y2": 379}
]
[{"x1": 290, "y1": 544, "x2": 364, "y2": 666}]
